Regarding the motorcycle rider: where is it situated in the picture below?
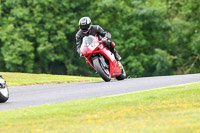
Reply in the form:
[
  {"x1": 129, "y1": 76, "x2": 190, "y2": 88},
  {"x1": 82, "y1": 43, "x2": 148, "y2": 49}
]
[{"x1": 75, "y1": 17, "x2": 121, "y2": 61}]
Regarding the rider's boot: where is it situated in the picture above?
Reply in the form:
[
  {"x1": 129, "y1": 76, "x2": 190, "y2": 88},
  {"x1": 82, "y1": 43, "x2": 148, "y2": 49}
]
[
  {"x1": 108, "y1": 41, "x2": 121, "y2": 61},
  {"x1": 113, "y1": 49, "x2": 121, "y2": 61}
]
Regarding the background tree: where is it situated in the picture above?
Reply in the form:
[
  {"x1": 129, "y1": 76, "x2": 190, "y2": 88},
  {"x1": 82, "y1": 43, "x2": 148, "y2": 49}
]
[{"x1": 0, "y1": 0, "x2": 199, "y2": 77}]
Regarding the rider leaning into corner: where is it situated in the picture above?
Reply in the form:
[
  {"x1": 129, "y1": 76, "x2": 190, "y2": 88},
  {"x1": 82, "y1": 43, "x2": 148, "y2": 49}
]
[{"x1": 75, "y1": 17, "x2": 121, "y2": 61}]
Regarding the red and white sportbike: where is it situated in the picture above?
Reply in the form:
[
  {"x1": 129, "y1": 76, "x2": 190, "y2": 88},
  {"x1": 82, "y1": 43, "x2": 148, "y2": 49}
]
[{"x1": 81, "y1": 35, "x2": 126, "y2": 82}]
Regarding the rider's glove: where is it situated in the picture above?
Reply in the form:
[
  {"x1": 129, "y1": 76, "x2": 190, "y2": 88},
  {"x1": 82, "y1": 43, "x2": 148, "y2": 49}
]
[
  {"x1": 102, "y1": 37, "x2": 111, "y2": 48},
  {"x1": 102, "y1": 37, "x2": 108, "y2": 43},
  {"x1": 102, "y1": 37, "x2": 108, "y2": 44}
]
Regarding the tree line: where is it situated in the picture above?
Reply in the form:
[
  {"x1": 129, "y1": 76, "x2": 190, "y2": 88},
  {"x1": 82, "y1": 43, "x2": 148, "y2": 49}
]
[{"x1": 0, "y1": 0, "x2": 199, "y2": 77}]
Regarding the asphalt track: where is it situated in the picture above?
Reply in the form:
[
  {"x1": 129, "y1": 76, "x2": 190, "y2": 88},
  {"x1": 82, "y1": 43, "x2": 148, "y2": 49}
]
[{"x1": 0, "y1": 74, "x2": 199, "y2": 111}]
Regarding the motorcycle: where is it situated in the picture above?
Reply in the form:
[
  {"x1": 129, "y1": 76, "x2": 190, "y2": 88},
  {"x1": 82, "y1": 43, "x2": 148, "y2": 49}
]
[
  {"x1": 0, "y1": 73, "x2": 9, "y2": 103},
  {"x1": 80, "y1": 35, "x2": 126, "y2": 82}
]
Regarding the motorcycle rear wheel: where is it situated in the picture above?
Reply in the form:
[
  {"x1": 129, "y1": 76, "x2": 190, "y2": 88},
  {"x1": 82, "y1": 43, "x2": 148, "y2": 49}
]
[
  {"x1": 93, "y1": 57, "x2": 111, "y2": 82},
  {"x1": 116, "y1": 62, "x2": 126, "y2": 80}
]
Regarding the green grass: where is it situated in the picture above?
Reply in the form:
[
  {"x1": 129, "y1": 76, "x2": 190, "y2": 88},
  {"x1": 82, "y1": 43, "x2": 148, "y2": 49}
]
[
  {"x1": 0, "y1": 82, "x2": 200, "y2": 133},
  {"x1": 1, "y1": 72, "x2": 102, "y2": 86}
]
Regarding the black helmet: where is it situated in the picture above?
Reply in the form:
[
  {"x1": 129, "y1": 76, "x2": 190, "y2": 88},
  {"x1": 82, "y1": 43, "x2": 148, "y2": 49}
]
[{"x1": 79, "y1": 17, "x2": 92, "y2": 33}]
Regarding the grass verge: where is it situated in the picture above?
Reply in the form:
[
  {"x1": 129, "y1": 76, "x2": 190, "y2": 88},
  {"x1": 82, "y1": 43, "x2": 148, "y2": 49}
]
[
  {"x1": 1, "y1": 72, "x2": 102, "y2": 86},
  {"x1": 0, "y1": 82, "x2": 200, "y2": 133}
]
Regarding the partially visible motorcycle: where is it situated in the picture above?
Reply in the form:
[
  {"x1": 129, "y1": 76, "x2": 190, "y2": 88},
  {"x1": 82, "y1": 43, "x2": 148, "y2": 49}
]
[
  {"x1": 80, "y1": 35, "x2": 126, "y2": 82},
  {"x1": 0, "y1": 73, "x2": 9, "y2": 103}
]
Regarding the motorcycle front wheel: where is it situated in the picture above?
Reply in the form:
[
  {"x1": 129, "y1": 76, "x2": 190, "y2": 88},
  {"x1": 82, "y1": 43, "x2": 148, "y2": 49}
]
[{"x1": 93, "y1": 57, "x2": 111, "y2": 82}]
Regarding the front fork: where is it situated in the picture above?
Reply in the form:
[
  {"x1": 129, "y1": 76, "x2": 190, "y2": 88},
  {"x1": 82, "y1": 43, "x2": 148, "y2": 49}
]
[
  {"x1": 89, "y1": 54, "x2": 109, "y2": 73},
  {"x1": 98, "y1": 55, "x2": 109, "y2": 69}
]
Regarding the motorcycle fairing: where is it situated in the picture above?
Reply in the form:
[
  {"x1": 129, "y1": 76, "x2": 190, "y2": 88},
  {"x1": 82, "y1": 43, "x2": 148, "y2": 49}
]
[
  {"x1": 81, "y1": 35, "x2": 122, "y2": 77},
  {"x1": 99, "y1": 47, "x2": 121, "y2": 77}
]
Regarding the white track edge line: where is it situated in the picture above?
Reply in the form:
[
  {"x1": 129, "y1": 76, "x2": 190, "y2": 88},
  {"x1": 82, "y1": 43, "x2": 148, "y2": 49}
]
[{"x1": 99, "y1": 81, "x2": 200, "y2": 99}]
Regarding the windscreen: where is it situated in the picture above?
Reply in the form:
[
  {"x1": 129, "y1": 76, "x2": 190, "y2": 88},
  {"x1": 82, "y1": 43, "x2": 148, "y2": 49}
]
[{"x1": 82, "y1": 35, "x2": 95, "y2": 47}]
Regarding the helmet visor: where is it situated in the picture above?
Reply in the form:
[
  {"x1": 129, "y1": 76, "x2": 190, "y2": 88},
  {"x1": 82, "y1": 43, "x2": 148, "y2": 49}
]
[{"x1": 80, "y1": 24, "x2": 90, "y2": 32}]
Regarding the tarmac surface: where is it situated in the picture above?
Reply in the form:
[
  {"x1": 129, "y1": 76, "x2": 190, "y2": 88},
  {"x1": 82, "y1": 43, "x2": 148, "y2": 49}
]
[{"x1": 0, "y1": 74, "x2": 199, "y2": 111}]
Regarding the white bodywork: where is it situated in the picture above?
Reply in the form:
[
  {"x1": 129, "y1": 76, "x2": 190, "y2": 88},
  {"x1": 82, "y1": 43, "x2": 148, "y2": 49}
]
[{"x1": 0, "y1": 78, "x2": 9, "y2": 98}]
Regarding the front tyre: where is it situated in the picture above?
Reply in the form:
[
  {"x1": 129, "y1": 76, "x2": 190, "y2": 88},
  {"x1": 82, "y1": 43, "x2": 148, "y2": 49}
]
[{"x1": 93, "y1": 58, "x2": 111, "y2": 82}]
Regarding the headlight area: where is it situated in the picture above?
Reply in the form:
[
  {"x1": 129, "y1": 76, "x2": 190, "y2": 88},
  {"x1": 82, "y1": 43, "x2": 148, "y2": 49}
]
[{"x1": 88, "y1": 43, "x2": 99, "y2": 50}]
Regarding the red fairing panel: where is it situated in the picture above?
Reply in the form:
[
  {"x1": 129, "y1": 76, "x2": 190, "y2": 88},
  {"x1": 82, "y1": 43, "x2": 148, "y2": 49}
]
[{"x1": 100, "y1": 47, "x2": 121, "y2": 77}]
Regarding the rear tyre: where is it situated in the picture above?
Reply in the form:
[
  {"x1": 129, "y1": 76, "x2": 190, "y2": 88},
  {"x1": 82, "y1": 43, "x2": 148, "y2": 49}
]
[
  {"x1": 93, "y1": 57, "x2": 111, "y2": 82},
  {"x1": 116, "y1": 62, "x2": 126, "y2": 80}
]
